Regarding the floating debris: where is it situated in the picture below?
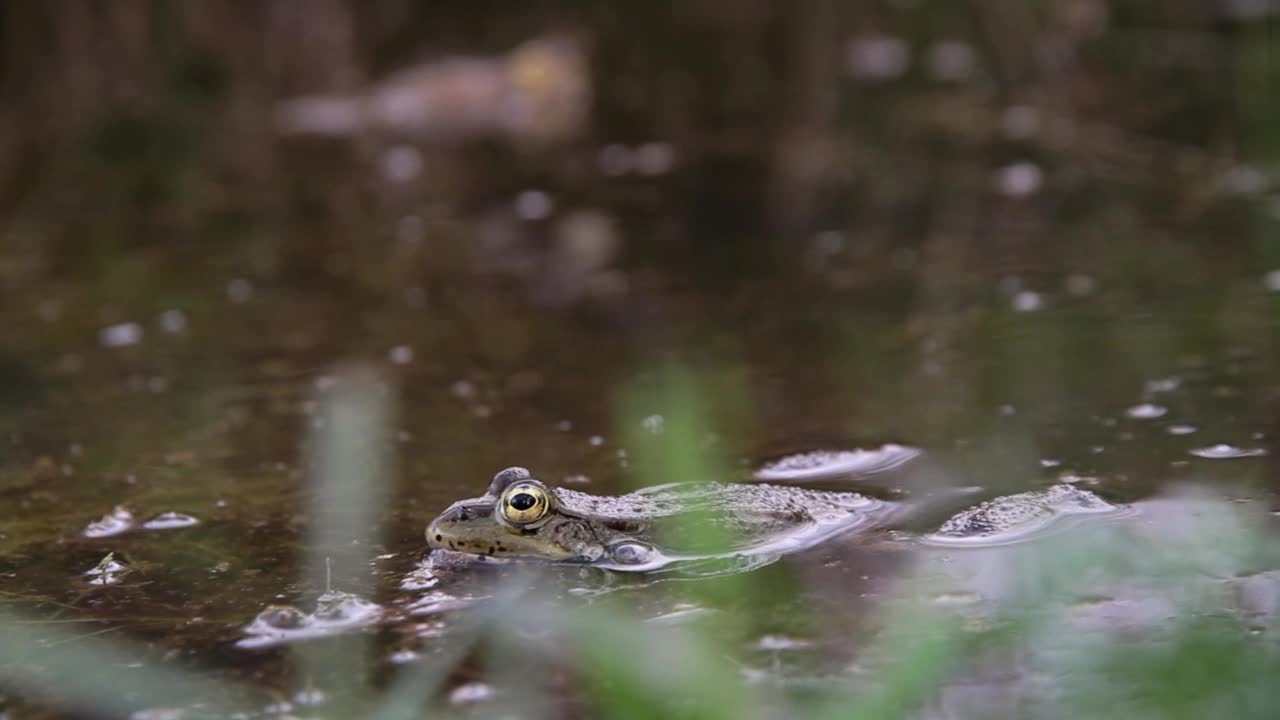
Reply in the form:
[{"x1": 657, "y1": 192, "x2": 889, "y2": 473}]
[
  {"x1": 84, "y1": 506, "x2": 135, "y2": 538},
  {"x1": 274, "y1": 35, "x2": 589, "y2": 143},
  {"x1": 142, "y1": 512, "x2": 200, "y2": 531},
  {"x1": 85, "y1": 552, "x2": 130, "y2": 586},
  {"x1": 1189, "y1": 444, "x2": 1269, "y2": 459}
]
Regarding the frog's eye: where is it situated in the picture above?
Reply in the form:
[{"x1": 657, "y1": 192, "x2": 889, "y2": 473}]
[{"x1": 499, "y1": 482, "x2": 554, "y2": 526}]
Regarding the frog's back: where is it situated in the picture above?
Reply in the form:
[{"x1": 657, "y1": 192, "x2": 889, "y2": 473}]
[
  {"x1": 553, "y1": 482, "x2": 879, "y2": 524},
  {"x1": 926, "y1": 483, "x2": 1118, "y2": 544}
]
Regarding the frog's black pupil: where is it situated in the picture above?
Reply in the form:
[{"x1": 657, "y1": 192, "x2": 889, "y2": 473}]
[{"x1": 510, "y1": 492, "x2": 538, "y2": 511}]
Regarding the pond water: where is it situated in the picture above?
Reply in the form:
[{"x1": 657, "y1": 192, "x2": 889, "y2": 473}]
[{"x1": 2, "y1": 3, "x2": 1280, "y2": 718}]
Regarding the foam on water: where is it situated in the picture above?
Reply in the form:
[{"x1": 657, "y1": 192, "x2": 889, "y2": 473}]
[
  {"x1": 83, "y1": 506, "x2": 135, "y2": 538},
  {"x1": 141, "y1": 512, "x2": 200, "y2": 530},
  {"x1": 1189, "y1": 444, "x2": 1268, "y2": 459}
]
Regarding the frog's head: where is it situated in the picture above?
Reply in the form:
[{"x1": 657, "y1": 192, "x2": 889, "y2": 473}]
[{"x1": 426, "y1": 467, "x2": 607, "y2": 562}]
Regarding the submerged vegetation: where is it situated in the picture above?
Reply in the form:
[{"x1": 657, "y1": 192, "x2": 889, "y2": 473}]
[{"x1": 1, "y1": 1, "x2": 1279, "y2": 718}]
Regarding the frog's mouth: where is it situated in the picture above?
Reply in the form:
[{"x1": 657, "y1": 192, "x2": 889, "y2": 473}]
[{"x1": 426, "y1": 501, "x2": 579, "y2": 560}]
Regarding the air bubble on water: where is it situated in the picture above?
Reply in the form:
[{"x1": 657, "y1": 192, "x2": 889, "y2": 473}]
[
  {"x1": 996, "y1": 162, "x2": 1043, "y2": 197},
  {"x1": 598, "y1": 144, "x2": 633, "y2": 176},
  {"x1": 635, "y1": 142, "x2": 677, "y2": 175},
  {"x1": 449, "y1": 682, "x2": 495, "y2": 705},
  {"x1": 557, "y1": 419, "x2": 573, "y2": 432},
  {"x1": 1125, "y1": 403, "x2": 1167, "y2": 419},
  {"x1": 589, "y1": 435, "x2": 605, "y2": 447},
  {"x1": 159, "y1": 310, "x2": 186, "y2": 333},
  {"x1": 514, "y1": 190, "x2": 553, "y2": 220},
  {"x1": 451, "y1": 380, "x2": 476, "y2": 399},
  {"x1": 815, "y1": 230, "x2": 846, "y2": 255},
  {"x1": 294, "y1": 688, "x2": 326, "y2": 706},
  {"x1": 100, "y1": 322, "x2": 143, "y2": 348},
  {"x1": 37, "y1": 299, "x2": 62, "y2": 322},
  {"x1": 84, "y1": 506, "x2": 135, "y2": 538},
  {"x1": 388, "y1": 345, "x2": 414, "y2": 365},
  {"x1": 847, "y1": 35, "x2": 910, "y2": 80},
  {"x1": 1065, "y1": 274, "x2": 1096, "y2": 295},
  {"x1": 931, "y1": 591, "x2": 983, "y2": 606},
  {"x1": 1265, "y1": 270, "x2": 1280, "y2": 292},
  {"x1": 754, "y1": 634, "x2": 814, "y2": 651},
  {"x1": 396, "y1": 214, "x2": 425, "y2": 245},
  {"x1": 382, "y1": 144, "x2": 423, "y2": 183},
  {"x1": 892, "y1": 247, "x2": 917, "y2": 269},
  {"x1": 641, "y1": 414, "x2": 665, "y2": 434},
  {"x1": 1012, "y1": 291, "x2": 1042, "y2": 312},
  {"x1": 1221, "y1": 165, "x2": 1268, "y2": 195},
  {"x1": 563, "y1": 474, "x2": 591, "y2": 484},
  {"x1": 1189, "y1": 444, "x2": 1269, "y2": 459},
  {"x1": 1040, "y1": 458, "x2": 1061, "y2": 468},
  {"x1": 404, "y1": 286, "x2": 426, "y2": 307},
  {"x1": 389, "y1": 649, "x2": 420, "y2": 664},
  {"x1": 472, "y1": 404, "x2": 492, "y2": 418},
  {"x1": 1167, "y1": 424, "x2": 1197, "y2": 435},
  {"x1": 926, "y1": 41, "x2": 975, "y2": 81},
  {"x1": 1144, "y1": 377, "x2": 1181, "y2": 394},
  {"x1": 142, "y1": 512, "x2": 200, "y2": 531},
  {"x1": 226, "y1": 278, "x2": 253, "y2": 303},
  {"x1": 1000, "y1": 105, "x2": 1039, "y2": 139}
]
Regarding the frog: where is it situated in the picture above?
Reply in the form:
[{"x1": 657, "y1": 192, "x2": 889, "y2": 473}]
[{"x1": 425, "y1": 465, "x2": 1122, "y2": 572}]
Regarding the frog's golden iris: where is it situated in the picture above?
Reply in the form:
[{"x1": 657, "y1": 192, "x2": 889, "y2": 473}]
[{"x1": 499, "y1": 482, "x2": 555, "y2": 526}]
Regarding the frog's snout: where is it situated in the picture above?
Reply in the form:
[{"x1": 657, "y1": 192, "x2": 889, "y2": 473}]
[
  {"x1": 426, "y1": 502, "x2": 492, "y2": 551},
  {"x1": 425, "y1": 515, "x2": 445, "y2": 548}
]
